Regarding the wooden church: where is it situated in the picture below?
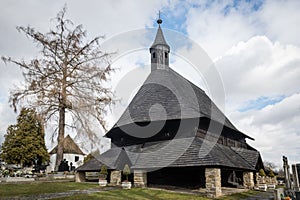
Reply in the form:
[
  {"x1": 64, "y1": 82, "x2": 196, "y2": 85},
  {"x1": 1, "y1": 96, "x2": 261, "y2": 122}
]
[{"x1": 76, "y1": 18, "x2": 264, "y2": 198}]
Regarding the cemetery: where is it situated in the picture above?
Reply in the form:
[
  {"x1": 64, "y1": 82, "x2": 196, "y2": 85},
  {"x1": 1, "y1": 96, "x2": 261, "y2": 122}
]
[
  {"x1": 0, "y1": 1, "x2": 299, "y2": 200},
  {"x1": 0, "y1": 15, "x2": 299, "y2": 200}
]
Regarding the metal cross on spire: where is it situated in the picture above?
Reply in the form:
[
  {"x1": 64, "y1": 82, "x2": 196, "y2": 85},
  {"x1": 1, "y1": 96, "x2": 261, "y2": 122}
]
[{"x1": 157, "y1": 10, "x2": 162, "y2": 24}]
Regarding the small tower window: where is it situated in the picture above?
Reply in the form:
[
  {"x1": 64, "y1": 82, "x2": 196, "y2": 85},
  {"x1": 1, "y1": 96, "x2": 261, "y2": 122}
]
[
  {"x1": 153, "y1": 52, "x2": 156, "y2": 58},
  {"x1": 165, "y1": 52, "x2": 168, "y2": 59}
]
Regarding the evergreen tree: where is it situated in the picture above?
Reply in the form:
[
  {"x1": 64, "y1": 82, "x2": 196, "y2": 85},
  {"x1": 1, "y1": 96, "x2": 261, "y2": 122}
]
[
  {"x1": 259, "y1": 168, "x2": 266, "y2": 177},
  {"x1": 99, "y1": 165, "x2": 108, "y2": 179},
  {"x1": 0, "y1": 108, "x2": 49, "y2": 166},
  {"x1": 123, "y1": 164, "x2": 131, "y2": 181},
  {"x1": 268, "y1": 169, "x2": 275, "y2": 178}
]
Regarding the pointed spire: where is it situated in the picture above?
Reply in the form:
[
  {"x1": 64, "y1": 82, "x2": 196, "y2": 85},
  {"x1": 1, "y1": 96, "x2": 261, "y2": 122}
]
[
  {"x1": 151, "y1": 12, "x2": 169, "y2": 49},
  {"x1": 150, "y1": 12, "x2": 170, "y2": 71},
  {"x1": 151, "y1": 26, "x2": 170, "y2": 48}
]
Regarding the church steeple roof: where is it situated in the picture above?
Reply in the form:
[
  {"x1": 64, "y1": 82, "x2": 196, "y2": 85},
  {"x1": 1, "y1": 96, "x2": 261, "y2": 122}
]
[
  {"x1": 151, "y1": 25, "x2": 170, "y2": 49},
  {"x1": 150, "y1": 18, "x2": 170, "y2": 49},
  {"x1": 150, "y1": 16, "x2": 170, "y2": 71}
]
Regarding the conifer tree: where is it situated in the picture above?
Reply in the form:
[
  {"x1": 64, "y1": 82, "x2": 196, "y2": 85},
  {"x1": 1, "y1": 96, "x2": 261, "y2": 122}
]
[
  {"x1": 1, "y1": 108, "x2": 49, "y2": 167},
  {"x1": 123, "y1": 164, "x2": 131, "y2": 181}
]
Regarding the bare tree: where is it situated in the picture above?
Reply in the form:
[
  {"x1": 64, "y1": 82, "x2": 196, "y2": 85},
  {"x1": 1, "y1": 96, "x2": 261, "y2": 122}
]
[
  {"x1": 264, "y1": 161, "x2": 277, "y2": 170},
  {"x1": 2, "y1": 7, "x2": 114, "y2": 170}
]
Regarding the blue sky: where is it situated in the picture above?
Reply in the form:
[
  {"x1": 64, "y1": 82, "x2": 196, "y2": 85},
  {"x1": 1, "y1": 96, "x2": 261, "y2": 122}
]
[
  {"x1": 238, "y1": 95, "x2": 285, "y2": 112},
  {"x1": 0, "y1": 0, "x2": 300, "y2": 168}
]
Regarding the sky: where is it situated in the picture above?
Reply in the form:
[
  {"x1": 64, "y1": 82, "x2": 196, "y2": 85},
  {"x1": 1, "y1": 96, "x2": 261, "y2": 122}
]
[{"x1": 0, "y1": 0, "x2": 300, "y2": 169}]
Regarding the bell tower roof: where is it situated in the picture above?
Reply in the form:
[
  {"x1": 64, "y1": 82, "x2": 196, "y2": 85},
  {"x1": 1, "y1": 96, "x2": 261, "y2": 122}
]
[
  {"x1": 151, "y1": 18, "x2": 170, "y2": 49},
  {"x1": 150, "y1": 14, "x2": 170, "y2": 71}
]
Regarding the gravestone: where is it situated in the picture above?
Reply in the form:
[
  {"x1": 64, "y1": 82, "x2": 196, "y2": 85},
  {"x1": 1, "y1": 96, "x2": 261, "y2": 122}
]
[
  {"x1": 292, "y1": 164, "x2": 300, "y2": 192},
  {"x1": 294, "y1": 164, "x2": 300, "y2": 199},
  {"x1": 58, "y1": 159, "x2": 69, "y2": 172},
  {"x1": 283, "y1": 156, "x2": 292, "y2": 190}
]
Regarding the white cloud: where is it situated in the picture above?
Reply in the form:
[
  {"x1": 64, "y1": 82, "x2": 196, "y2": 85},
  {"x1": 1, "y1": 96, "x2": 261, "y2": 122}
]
[
  {"x1": 185, "y1": 0, "x2": 300, "y2": 59},
  {"x1": 0, "y1": 102, "x2": 17, "y2": 144},
  {"x1": 258, "y1": 0, "x2": 300, "y2": 46},
  {"x1": 216, "y1": 36, "x2": 300, "y2": 105},
  {"x1": 186, "y1": 0, "x2": 259, "y2": 59},
  {"x1": 1, "y1": 0, "x2": 300, "y2": 167},
  {"x1": 183, "y1": 0, "x2": 300, "y2": 166},
  {"x1": 0, "y1": 0, "x2": 167, "y2": 150},
  {"x1": 231, "y1": 93, "x2": 300, "y2": 167}
]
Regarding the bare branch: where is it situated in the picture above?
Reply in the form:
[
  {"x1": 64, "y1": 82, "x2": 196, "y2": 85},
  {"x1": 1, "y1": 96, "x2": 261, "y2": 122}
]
[{"x1": 2, "y1": 6, "x2": 115, "y2": 170}]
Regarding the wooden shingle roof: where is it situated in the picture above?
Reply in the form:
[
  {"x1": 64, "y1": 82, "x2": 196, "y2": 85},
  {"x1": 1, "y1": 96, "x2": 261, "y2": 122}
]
[
  {"x1": 98, "y1": 137, "x2": 261, "y2": 171},
  {"x1": 76, "y1": 148, "x2": 132, "y2": 172},
  {"x1": 49, "y1": 135, "x2": 85, "y2": 155},
  {"x1": 76, "y1": 158, "x2": 102, "y2": 172},
  {"x1": 107, "y1": 68, "x2": 252, "y2": 140},
  {"x1": 151, "y1": 25, "x2": 170, "y2": 49}
]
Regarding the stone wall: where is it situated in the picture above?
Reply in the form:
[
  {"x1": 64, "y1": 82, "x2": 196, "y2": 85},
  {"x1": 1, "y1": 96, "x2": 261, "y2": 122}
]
[
  {"x1": 255, "y1": 172, "x2": 277, "y2": 185},
  {"x1": 243, "y1": 172, "x2": 254, "y2": 189},
  {"x1": 110, "y1": 170, "x2": 121, "y2": 185},
  {"x1": 134, "y1": 170, "x2": 147, "y2": 188},
  {"x1": 75, "y1": 171, "x2": 86, "y2": 182},
  {"x1": 266, "y1": 176, "x2": 277, "y2": 185},
  {"x1": 205, "y1": 168, "x2": 222, "y2": 198}
]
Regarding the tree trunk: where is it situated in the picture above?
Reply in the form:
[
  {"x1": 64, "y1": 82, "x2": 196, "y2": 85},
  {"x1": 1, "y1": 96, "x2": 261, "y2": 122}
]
[
  {"x1": 55, "y1": 107, "x2": 65, "y2": 171},
  {"x1": 54, "y1": 64, "x2": 67, "y2": 171}
]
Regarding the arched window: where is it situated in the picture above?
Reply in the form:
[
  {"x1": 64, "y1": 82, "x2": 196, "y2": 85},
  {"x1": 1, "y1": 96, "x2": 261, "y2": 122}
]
[
  {"x1": 165, "y1": 52, "x2": 168, "y2": 59},
  {"x1": 153, "y1": 52, "x2": 156, "y2": 58}
]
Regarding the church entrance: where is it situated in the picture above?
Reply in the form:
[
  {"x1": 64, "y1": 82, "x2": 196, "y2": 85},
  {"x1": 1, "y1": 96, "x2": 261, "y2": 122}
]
[{"x1": 147, "y1": 166, "x2": 205, "y2": 189}]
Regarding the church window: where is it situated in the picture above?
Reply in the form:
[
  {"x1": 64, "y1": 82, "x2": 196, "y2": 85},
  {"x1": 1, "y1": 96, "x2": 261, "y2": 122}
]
[
  {"x1": 153, "y1": 52, "x2": 156, "y2": 58},
  {"x1": 75, "y1": 156, "x2": 79, "y2": 162}
]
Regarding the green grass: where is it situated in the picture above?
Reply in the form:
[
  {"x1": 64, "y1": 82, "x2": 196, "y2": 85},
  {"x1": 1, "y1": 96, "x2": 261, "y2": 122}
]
[
  {"x1": 54, "y1": 188, "x2": 211, "y2": 200},
  {"x1": 54, "y1": 188, "x2": 262, "y2": 200},
  {"x1": 217, "y1": 190, "x2": 260, "y2": 200},
  {"x1": 0, "y1": 182, "x2": 99, "y2": 198},
  {"x1": 0, "y1": 182, "x2": 263, "y2": 200}
]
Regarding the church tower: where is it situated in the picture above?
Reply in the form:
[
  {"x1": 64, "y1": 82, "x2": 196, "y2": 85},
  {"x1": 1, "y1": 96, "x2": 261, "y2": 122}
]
[{"x1": 150, "y1": 17, "x2": 170, "y2": 71}]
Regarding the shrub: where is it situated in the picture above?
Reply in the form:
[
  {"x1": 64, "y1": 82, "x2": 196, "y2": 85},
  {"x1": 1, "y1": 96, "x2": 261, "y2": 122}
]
[
  {"x1": 99, "y1": 165, "x2": 108, "y2": 179},
  {"x1": 259, "y1": 169, "x2": 266, "y2": 177},
  {"x1": 123, "y1": 164, "x2": 131, "y2": 181},
  {"x1": 268, "y1": 170, "x2": 275, "y2": 177}
]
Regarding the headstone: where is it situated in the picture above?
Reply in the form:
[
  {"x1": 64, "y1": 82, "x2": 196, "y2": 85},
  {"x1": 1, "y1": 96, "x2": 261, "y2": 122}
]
[
  {"x1": 70, "y1": 162, "x2": 74, "y2": 171},
  {"x1": 295, "y1": 191, "x2": 300, "y2": 200},
  {"x1": 292, "y1": 164, "x2": 300, "y2": 192},
  {"x1": 58, "y1": 159, "x2": 70, "y2": 172},
  {"x1": 283, "y1": 156, "x2": 292, "y2": 190},
  {"x1": 297, "y1": 164, "x2": 300, "y2": 187},
  {"x1": 274, "y1": 187, "x2": 284, "y2": 200}
]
